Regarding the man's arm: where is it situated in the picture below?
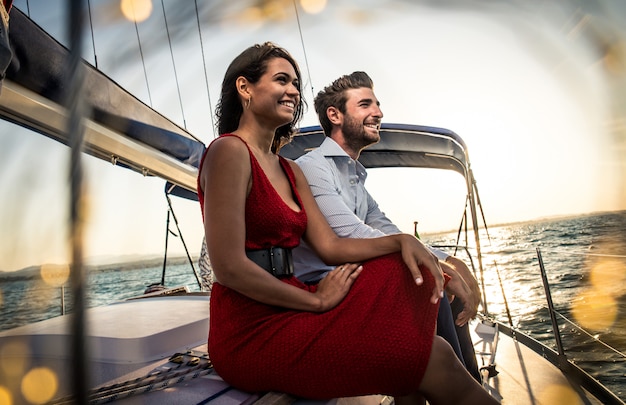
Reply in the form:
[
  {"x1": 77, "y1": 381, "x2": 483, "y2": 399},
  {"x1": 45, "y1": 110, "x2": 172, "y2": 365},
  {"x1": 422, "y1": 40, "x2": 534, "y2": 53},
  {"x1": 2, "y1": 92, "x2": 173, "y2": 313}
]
[
  {"x1": 298, "y1": 153, "x2": 394, "y2": 238},
  {"x1": 297, "y1": 148, "x2": 481, "y2": 319},
  {"x1": 363, "y1": 189, "x2": 402, "y2": 235}
]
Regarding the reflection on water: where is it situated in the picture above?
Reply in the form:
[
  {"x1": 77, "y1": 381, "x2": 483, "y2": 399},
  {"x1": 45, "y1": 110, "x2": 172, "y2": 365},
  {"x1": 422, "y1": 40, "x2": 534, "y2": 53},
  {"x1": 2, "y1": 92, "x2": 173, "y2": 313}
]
[
  {"x1": 426, "y1": 211, "x2": 626, "y2": 398},
  {"x1": 428, "y1": 213, "x2": 626, "y2": 332}
]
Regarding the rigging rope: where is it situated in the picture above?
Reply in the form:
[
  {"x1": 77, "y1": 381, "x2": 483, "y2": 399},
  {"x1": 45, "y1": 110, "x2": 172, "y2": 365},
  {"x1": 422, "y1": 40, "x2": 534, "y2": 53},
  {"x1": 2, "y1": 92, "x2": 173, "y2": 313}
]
[
  {"x1": 132, "y1": 6, "x2": 153, "y2": 107},
  {"x1": 160, "y1": 190, "x2": 202, "y2": 289},
  {"x1": 160, "y1": 0, "x2": 187, "y2": 130},
  {"x1": 292, "y1": 0, "x2": 315, "y2": 102},
  {"x1": 194, "y1": 0, "x2": 216, "y2": 140},
  {"x1": 48, "y1": 351, "x2": 215, "y2": 405},
  {"x1": 86, "y1": 0, "x2": 97, "y2": 68},
  {"x1": 492, "y1": 260, "x2": 514, "y2": 327}
]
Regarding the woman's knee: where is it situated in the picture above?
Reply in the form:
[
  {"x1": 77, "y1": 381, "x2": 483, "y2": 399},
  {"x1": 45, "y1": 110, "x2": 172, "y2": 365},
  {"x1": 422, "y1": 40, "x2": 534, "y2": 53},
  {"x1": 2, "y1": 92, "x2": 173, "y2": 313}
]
[
  {"x1": 420, "y1": 336, "x2": 466, "y2": 390},
  {"x1": 430, "y1": 336, "x2": 460, "y2": 367}
]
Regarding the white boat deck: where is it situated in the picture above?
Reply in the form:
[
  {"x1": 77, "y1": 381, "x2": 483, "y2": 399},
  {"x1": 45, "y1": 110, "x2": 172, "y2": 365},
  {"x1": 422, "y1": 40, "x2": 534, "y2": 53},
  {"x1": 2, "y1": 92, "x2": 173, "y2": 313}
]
[
  {"x1": 473, "y1": 321, "x2": 606, "y2": 404},
  {"x1": 0, "y1": 293, "x2": 616, "y2": 404}
]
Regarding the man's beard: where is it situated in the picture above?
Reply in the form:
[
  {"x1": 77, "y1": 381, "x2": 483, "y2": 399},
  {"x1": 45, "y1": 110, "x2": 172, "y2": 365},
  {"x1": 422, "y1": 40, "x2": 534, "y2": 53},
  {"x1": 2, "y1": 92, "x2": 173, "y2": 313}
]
[{"x1": 342, "y1": 115, "x2": 379, "y2": 153}]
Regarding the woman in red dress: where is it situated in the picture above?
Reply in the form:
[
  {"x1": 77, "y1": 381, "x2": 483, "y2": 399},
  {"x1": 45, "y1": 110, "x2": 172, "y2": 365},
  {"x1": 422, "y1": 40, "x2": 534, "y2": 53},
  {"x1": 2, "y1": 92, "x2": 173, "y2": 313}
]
[{"x1": 197, "y1": 42, "x2": 499, "y2": 405}]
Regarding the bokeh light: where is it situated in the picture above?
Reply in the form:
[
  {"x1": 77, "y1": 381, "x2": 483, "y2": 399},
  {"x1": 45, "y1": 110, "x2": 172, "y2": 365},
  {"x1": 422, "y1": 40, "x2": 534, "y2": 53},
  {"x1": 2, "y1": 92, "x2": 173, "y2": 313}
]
[
  {"x1": 588, "y1": 258, "x2": 626, "y2": 297},
  {"x1": 0, "y1": 386, "x2": 12, "y2": 405},
  {"x1": 120, "y1": 0, "x2": 152, "y2": 23},
  {"x1": 238, "y1": 6, "x2": 264, "y2": 25},
  {"x1": 262, "y1": 0, "x2": 290, "y2": 21},
  {"x1": 300, "y1": 0, "x2": 327, "y2": 14},
  {"x1": 21, "y1": 367, "x2": 57, "y2": 405},
  {"x1": 572, "y1": 252, "x2": 626, "y2": 331},
  {"x1": 572, "y1": 289, "x2": 618, "y2": 330},
  {"x1": 0, "y1": 341, "x2": 30, "y2": 377},
  {"x1": 40, "y1": 264, "x2": 70, "y2": 288},
  {"x1": 537, "y1": 384, "x2": 583, "y2": 405}
]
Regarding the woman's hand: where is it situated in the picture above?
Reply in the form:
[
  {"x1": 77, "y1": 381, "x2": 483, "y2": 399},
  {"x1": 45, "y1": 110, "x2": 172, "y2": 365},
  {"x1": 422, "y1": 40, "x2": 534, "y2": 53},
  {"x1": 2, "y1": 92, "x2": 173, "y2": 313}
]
[
  {"x1": 314, "y1": 263, "x2": 363, "y2": 312},
  {"x1": 398, "y1": 234, "x2": 445, "y2": 305}
]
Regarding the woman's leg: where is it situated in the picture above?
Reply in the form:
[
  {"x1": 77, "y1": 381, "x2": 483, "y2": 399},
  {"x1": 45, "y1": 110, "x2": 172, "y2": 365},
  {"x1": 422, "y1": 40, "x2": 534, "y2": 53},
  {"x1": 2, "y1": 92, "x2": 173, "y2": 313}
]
[{"x1": 418, "y1": 336, "x2": 500, "y2": 404}]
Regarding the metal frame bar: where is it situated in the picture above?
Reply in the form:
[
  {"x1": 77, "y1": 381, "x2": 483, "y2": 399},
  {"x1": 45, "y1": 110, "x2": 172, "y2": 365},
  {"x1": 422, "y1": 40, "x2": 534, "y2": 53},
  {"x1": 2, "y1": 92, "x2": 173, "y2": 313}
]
[{"x1": 0, "y1": 81, "x2": 198, "y2": 192}]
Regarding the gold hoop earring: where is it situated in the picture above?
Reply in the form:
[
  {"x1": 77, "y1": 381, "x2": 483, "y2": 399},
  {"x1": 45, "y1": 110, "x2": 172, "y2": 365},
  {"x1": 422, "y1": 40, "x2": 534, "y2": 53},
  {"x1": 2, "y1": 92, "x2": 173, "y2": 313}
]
[{"x1": 245, "y1": 97, "x2": 251, "y2": 110}]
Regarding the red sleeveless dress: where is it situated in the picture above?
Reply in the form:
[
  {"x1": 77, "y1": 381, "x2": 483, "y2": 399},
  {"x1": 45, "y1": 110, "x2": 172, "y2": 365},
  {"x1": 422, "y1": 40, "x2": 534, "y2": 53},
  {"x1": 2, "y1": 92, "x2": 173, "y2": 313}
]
[{"x1": 198, "y1": 135, "x2": 440, "y2": 399}]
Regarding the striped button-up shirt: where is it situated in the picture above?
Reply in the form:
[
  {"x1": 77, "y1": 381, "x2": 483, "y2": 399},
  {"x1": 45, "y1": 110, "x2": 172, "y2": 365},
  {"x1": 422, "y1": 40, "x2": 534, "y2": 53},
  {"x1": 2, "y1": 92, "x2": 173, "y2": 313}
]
[
  {"x1": 293, "y1": 137, "x2": 402, "y2": 282},
  {"x1": 293, "y1": 137, "x2": 448, "y2": 283}
]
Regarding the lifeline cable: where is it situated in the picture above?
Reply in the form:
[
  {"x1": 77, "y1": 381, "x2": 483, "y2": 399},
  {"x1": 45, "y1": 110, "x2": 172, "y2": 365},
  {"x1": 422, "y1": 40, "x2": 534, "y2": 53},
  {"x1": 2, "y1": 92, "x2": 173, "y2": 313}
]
[
  {"x1": 194, "y1": 0, "x2": 216, "y2": 140},
  {"x1": 292, "y1": 0, "x2": 315, "y2": 102},
  {"x1": 160, "y1": 0, "x2": 187, "y2": 129}
]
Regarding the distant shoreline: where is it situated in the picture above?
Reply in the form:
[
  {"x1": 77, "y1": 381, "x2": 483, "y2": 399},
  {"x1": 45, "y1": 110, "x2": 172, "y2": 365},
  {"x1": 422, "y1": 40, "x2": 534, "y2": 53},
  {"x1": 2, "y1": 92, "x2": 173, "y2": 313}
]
[
  {"x1": 420, "y1": 209, "x2": 626, "y2": 237},
  {"x1": 3, "y1": 210, "x2": 624, "y2": 277},
  {"x1": 0, "y1": 255, "x2": 197, "y2": 281}
]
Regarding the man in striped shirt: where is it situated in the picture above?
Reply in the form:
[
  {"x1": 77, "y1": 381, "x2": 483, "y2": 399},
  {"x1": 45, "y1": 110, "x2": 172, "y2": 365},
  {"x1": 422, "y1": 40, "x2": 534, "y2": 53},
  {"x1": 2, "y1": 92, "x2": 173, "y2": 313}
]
[{"x1": 293, "y1": 71, "x2": 481, "y2": 382}]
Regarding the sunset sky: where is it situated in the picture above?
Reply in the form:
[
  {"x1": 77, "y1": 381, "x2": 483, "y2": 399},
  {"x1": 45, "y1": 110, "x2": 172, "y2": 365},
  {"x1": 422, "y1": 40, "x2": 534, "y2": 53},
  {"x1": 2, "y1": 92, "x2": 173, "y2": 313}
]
[{"x1": 1, "y1": 0, "x2": 625, "y2": 271}]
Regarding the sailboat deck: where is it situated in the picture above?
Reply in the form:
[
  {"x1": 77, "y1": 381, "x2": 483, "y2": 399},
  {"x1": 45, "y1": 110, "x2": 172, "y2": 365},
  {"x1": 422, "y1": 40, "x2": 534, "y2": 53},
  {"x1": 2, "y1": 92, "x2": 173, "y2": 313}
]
[
  {"x1": 1, "y1": 293, "x2": 614, "y2": 404},
  {"x1": 473, "y1": 322, "x2": 606, "y2": 404}
]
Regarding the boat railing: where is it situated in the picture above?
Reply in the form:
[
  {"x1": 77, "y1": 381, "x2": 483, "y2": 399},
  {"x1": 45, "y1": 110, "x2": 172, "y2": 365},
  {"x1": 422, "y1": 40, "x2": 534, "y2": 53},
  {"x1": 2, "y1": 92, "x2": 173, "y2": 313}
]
[
  {"x1": 536, "y1": 248, "x2": 566, "y2": 360},
  {"x1": 429, "y1": 242, "x2": 625, "y2": 403},
  {"x1": 488, "y1": 248, "x2": 626, "y2": 404}
]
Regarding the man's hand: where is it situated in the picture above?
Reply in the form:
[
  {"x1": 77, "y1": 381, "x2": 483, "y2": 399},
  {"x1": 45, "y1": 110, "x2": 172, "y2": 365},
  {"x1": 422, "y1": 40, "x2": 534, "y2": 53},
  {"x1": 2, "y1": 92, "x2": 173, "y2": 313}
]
[
  {"x1": 445, "y1": 256, "x2": 481, "y2": 316},
  {"x1": 398, "y1": 235, "x2": 445, "y2": 305},
  {"x1": 440, "y1": 261, "x2": 475, "y2": 326}
]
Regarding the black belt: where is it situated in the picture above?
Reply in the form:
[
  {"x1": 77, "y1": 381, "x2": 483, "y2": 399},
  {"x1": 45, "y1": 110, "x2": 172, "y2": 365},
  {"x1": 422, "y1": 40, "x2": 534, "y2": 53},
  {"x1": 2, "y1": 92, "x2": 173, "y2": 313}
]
[{"x1": 246, "y1": 247, "x2": 294, "y2": 278}]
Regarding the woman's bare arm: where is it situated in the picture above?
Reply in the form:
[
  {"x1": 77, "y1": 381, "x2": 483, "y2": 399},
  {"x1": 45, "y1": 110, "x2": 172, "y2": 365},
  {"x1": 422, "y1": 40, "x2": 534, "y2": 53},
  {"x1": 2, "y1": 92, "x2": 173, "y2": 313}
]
[{"x1": 200, "y1": 137, "x2": 359, "y2": 312}]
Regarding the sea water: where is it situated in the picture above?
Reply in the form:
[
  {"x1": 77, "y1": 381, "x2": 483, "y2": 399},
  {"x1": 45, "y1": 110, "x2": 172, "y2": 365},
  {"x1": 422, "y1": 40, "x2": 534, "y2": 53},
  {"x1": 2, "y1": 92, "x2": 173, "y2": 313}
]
[
  {"x1": 426, "y1": 210, "x2": 626, "y2": 399},
  {"x1": 1, "y1": 211, "x2": 625, "y2": 399}
]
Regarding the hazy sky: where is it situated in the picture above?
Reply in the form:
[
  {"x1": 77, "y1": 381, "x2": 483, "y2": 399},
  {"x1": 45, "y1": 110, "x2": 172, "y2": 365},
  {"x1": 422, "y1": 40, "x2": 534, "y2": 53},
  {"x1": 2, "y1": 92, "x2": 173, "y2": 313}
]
[{"x1": 1, "y1": 0, "x2": 625, "y2": 271}]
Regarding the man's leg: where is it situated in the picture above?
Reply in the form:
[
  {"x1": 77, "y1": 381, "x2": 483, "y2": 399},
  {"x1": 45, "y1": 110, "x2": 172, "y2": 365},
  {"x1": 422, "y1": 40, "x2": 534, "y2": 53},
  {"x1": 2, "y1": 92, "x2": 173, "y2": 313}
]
[
  {"x1": 436, "y1": 292, "x2": 465, "y2": 366},
  {"x1": 450, "y1": 297, "x2": 481, "y2": 382}
]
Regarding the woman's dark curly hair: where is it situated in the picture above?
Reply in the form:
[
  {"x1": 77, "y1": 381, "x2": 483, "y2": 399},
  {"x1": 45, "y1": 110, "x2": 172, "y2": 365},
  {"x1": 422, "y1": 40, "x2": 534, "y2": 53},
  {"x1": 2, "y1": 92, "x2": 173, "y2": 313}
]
[{"x1": 215, "y1": 42, "x2": 306, "y2": 153}]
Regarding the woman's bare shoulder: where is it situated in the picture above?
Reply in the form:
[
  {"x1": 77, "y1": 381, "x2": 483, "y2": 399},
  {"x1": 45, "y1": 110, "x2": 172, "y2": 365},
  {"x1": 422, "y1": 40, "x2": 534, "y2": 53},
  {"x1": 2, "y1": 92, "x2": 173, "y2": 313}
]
[
  {"x1": 200, "y1": 136, "x2": 251, "y2": 186},
  {"x1": 203, "y1": 136, "x2": 249, "y2": 166},
  {"x1": 208, "y1": 135, "x2": 248, "y2": 155}
]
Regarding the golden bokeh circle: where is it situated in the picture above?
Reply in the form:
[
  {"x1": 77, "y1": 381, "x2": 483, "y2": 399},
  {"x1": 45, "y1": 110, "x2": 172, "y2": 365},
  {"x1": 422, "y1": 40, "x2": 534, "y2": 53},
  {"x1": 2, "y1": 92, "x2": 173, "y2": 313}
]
[
  {"x1": 1, "y1": 341, "x2": 31, "y2": 377},
  {"x1": 300, "y1": 0, "x2": 327, "y2": 14},
  {"x1": 571, "y1": 289, "x2": 618, "y2": 330},
  {"x1": 588, "y1": 258, "x2": 626, "y2": 297},
  {"x1": 21, "y1": 368, "x2": 58, "y2": 404},
  {"x1": 0, "y1": 386, "x2": 12, "y2": 405},
  {"x1": 537, "y1": 384, "x2": 583, "y2": 405},
  {"x1": 120, "y1": 0, "x2": 153, "y2": 23},
  {"x1": 40, "y1": 264, "x2": 70, "y2": 287}
]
